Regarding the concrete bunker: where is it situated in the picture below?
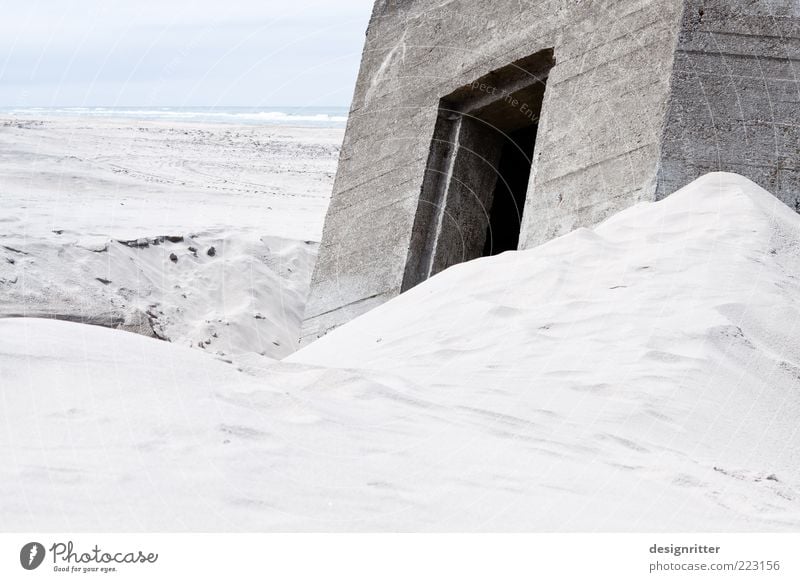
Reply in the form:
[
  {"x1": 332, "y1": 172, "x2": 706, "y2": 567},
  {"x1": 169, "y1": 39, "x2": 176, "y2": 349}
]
[
  {"x1": 402, "y1": 49, "x2": 554, "y2": 291},
  {"x1": 300, "y1": 0, "x2": 800, "y2": 345}
]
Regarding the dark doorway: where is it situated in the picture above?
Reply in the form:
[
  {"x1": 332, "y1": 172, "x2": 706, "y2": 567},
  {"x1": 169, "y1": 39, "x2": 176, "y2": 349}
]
[
  {"x1": 482, "y1": 125, "x2": 538, "y2": 256},
  {"x1": 402, "y1": 48, "x2": 554, "y2": 291}
]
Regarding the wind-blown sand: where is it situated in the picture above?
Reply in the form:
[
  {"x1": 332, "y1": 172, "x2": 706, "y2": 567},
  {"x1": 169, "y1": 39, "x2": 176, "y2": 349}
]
[
  {"x1": 2, "y1": 173, "x2": 799, "y2": 531},
  {"x1": 0, "y1": 116, "x2": 342, "y2": 360}
]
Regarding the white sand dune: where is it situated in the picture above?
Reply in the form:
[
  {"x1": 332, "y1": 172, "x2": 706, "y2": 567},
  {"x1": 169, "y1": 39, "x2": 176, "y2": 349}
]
[
  {"x1": 0, "y1": 117, "x2": 340, "y2": 360},
  {"x1": 2, "y1": 172, "x2": 799, "y2": 531},
  {"x1": 0, "y1": 232, "x2": 315, "y2": 361}
]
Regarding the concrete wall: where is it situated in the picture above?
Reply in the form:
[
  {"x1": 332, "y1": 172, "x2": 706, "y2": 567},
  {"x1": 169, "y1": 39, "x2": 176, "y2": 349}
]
[
  {"x1": 518, "y1": 0, "x2": 685, "y2": 248},
  {"x1": 300, "y1": 0, "x2": 797, "y2": 345},
  {"x1": 656, "y1": 0, "x2": 800, "y2": 206}
]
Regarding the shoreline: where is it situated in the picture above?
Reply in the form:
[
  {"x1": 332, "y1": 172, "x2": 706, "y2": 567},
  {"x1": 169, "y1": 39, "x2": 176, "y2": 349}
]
[{"x1": 0, "y1": 107, "x2": 349, "y2": 131}]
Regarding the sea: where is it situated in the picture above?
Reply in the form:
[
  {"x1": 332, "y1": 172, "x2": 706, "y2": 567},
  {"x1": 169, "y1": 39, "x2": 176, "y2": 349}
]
[{"x1": 0, "y1": 106, "x2": 349, "y2": 128}]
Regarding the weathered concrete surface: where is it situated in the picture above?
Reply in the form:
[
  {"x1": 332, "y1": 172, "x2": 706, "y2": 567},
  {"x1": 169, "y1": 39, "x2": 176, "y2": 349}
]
[
  {"x1": 301, "y1": 0, "x2": 799, "y2": 345},
  {"x1": 656, "y1": 0, "x2": 800, "y2": 208}
]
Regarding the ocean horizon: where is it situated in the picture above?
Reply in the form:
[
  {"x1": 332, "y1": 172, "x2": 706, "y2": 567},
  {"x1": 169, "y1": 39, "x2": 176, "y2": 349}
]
[{"x1": 0, "y1": 105, "x2": 349, "y2": 128}]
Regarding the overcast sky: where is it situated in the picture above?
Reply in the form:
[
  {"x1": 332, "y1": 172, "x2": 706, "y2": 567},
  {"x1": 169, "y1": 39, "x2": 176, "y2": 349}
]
[{"x1": 0, "y1": 0, "x2": 374, "y2": 107}]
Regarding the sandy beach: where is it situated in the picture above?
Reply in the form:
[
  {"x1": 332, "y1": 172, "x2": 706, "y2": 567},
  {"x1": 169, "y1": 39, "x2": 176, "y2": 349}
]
[
  {"x1": 3, "y1": 173, "x2": 800, "y2": 531},
  {"x1": 2, "y1": 116, "x2": 800, "y2": 533},
  {"x1": 0, "y1": 116, "x2": 342, "y2": 361},
  {"x1": 0, "y1": 116, "x2": 342, "y2": 239}
]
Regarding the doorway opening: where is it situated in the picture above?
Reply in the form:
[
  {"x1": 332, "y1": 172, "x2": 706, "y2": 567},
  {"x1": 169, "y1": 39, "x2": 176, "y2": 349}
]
[
  {"x1": 402, "y1": 48, "x2": 554, "y2": 291},
  {"x1": 482, "y1": 124, "x2": 538, "y2": 256}
]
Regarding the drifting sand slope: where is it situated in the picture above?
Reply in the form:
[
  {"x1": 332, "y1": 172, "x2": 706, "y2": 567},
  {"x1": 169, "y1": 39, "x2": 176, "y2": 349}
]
[
  {"x1": 2, "y1": 173, "x2": 799, "y2": 531},
  {"x1": 0, "y1": 117, "x2": 341, "y2": 360}
]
